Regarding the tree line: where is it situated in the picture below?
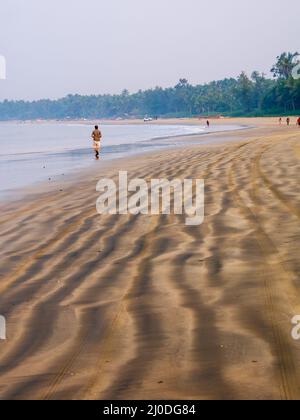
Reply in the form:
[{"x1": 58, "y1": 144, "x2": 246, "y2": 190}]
[{"x1": 0, "y1": 52, "x2": 299, "y2": 121}]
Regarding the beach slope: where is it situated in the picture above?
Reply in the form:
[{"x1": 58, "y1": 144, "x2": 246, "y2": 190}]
[{"x1": 1, "y1": 123, "x2": 300, "y2": 400}]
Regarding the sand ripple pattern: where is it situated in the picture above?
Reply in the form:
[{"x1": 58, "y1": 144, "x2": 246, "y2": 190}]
[{"x1": 1, "y1": 126, "x2": 300, "y2": 399}]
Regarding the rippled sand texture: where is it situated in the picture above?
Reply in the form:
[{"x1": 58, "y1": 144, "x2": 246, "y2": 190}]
[{"x1": 1, "y1": 124, "x2": 300, "y2": 400}]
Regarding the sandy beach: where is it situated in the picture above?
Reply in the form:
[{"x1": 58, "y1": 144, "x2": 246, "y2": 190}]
[{"x1": 1, "y1": 118, "x2": 300, "y2": 400}]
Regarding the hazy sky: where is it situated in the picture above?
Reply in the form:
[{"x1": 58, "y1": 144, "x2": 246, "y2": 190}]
[{"x1": 0, "y1": 0, "x2": 299, "y2": 101}]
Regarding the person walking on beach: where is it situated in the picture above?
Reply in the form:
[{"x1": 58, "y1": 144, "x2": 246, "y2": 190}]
[
  {"x1": 297, "y1": 117, "x2": 300, "y2": 127},
  {"x1": 92, "y1": 125, "x2": 102, "y2": 159},
  {"x1": 206, "y1": 120, "x2": 210, "y2": 128},
  {"x1": 279, "y1": 117, "x2": 282, "y2": 125},
  {"x1": 287, "y1": 117, "x2": 290, "y2": 126}
]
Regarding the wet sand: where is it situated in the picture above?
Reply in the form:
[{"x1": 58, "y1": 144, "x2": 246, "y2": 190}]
[{"x1": 1, "y1": 120, "x2": 300, "y2": 400}]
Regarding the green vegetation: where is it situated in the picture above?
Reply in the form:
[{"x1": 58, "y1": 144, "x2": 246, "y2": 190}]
[{"x1": 0, "y1": 52, "x2": 299, "y2": 121}]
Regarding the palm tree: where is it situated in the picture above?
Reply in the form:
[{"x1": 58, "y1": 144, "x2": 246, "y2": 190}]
[{"x1": 271, "y1": 52, "x2": 300, "y2": 79}]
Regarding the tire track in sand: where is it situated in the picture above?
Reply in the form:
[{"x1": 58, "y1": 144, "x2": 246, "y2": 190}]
[{"x1": 228, "y1": 141, "x2": 300, "y2": 400}]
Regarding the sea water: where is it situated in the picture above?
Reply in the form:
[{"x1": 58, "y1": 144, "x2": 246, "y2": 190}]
[{"x1": 0, "y1": 122, "x2": 242, "y2": 198}]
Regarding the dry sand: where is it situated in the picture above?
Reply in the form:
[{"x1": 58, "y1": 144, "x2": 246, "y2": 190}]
[{"x1": 1, "y1": 120, "x2": 300, "y2": 400}]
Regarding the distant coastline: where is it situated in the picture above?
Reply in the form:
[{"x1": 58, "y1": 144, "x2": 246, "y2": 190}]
[{"x1": 1, "y1": 53, "x2": 299, "y2": 122}]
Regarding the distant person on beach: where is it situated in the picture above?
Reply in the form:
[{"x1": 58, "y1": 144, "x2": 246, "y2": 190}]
[
  {"x1": 92, "y1": 125, "x2": 102, "y2": 159},
  {"x1": 286, "y1": 117, "x2": 290, "y2": 126},
  {"x1": 206, "y1": 120, "x2": 210, "y2": 128},
  {"x1": 297, "y1": 117, "x2": 300, "y2": 126},
  {"x1": 279, "y1": 117, "x2": 282, "y2": 125}
]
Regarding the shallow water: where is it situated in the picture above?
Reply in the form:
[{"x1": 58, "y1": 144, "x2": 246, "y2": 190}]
[{"x1": 0, "y1": 122, "x2": 241, "y2": 198}]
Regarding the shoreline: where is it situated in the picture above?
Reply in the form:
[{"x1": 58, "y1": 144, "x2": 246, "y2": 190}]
[
  {"x1": 1, "y1": 117, "x2": 297, "y2": 212},
  {"x1": 0, "y1": 115, "x2": 299, "y2": 127},
  {"x1": 0, "y1": 122, "x2": 247, "y2": 204}
]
